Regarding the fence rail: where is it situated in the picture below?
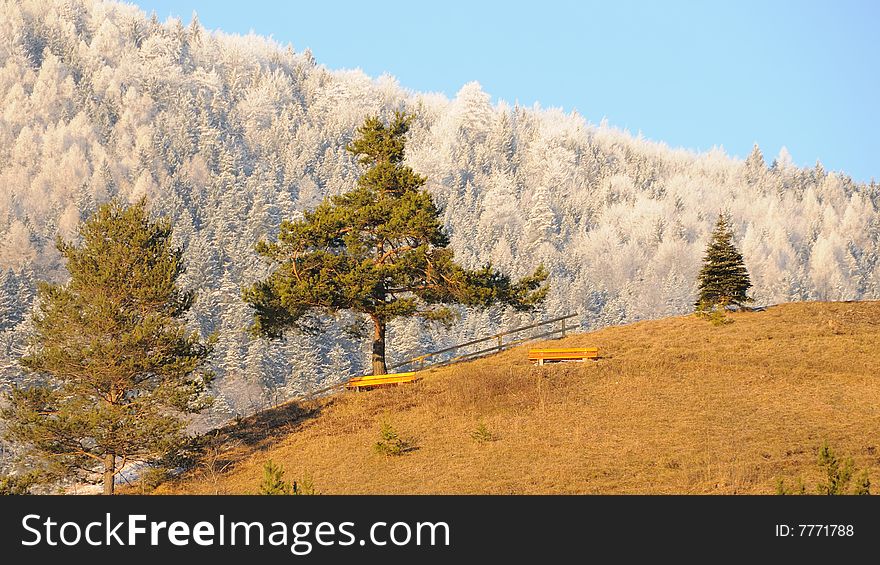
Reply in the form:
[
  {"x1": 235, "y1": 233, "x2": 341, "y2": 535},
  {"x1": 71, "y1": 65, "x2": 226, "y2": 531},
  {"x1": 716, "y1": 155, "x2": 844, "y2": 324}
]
[
  {"x1": 388, "y1": 312, "x2": 579, "y2": 371},
  {"x1": 284, "y1": 312, "x2": 580, "y2": 403}
]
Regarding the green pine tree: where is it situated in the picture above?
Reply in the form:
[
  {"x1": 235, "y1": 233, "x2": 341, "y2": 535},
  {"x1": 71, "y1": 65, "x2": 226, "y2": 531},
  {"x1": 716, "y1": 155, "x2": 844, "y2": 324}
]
[
  {"x1": 258, "y1": 459, "x2": 290, "y2": 495},
  {"x1": 695, "y1": 213, "x2": 752, "y2": 312},
  {"x1": 777, "y1": 442, "x2": 871, "y2": 495},
  {"x1": 244, "y1": 112, "x2": 548, "y2": 375},
  {"x1": 373, "y1": 421, "x2": 410, "y2": 456},
  {"x1": 1, "y1": 199, "x2": 213, "y2": 495}
]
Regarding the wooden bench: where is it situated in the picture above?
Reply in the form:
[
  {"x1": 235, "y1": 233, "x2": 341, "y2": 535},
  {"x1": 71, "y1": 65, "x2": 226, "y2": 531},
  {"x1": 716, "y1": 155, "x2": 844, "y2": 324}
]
[
  {"x1": 345, "y1": 372, "x2": 419, "y2": 391},
  {"x1": 528, "y1": 347, "x2": 599, "y2": 366}
]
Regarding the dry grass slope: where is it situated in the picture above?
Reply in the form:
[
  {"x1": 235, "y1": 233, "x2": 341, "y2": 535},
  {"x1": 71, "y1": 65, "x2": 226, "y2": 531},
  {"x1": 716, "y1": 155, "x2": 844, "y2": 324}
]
[{"x1": 158, "y1": 301, "x2": 880, "y2": 494}]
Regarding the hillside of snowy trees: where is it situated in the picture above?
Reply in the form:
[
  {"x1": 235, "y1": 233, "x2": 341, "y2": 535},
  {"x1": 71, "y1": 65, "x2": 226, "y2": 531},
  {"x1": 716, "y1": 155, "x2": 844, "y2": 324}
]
[{"x1": 1, "y1": 0, "x2": 878, "y2": 450}]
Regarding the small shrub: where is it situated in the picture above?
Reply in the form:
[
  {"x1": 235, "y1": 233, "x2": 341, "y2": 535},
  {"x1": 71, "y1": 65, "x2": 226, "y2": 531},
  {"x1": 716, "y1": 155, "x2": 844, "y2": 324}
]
[
  {"x1": 853, "y1": 471, "x2": 871, "y2": 496},
  {"x1": 374, "y1": 422, "x2": 411, "y2": 456},
  {"x1": 816, "y1": 443, "x2": 853, "y2": 495},
  {"x1": 695, "y1": 303, "x2": 733, "y2": 326},
  {"x1": 776, "y1": 443, "x2": 870, "y2": 495},
  {"x1": 709, "y1": 309, "x2": 733, "y2": 326},
  {"x1": 471, "y1": 421, "x2": 497, "y2": 443},
  {"x1": 258, "y1": 460, "x2": 319, "y2": 495},
  {"x1": 259, "y1": 459, "x2": 290, "y2": 495},
  {"x1": 291, "y1": 473, "x2": 318, "y2": 496},
  {"x1": 815, "y1": 443, "x2": 870, "y2": 495},
  {"x1": 775, "y1": 476, "x2": 806, "y2": 495}
]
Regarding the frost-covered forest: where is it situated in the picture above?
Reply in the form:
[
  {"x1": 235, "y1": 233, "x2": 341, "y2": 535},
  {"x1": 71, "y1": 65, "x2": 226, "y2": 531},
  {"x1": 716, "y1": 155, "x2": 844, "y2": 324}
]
[{"x1": 1, "y1": 0, "x2": 878, "y2": 441}]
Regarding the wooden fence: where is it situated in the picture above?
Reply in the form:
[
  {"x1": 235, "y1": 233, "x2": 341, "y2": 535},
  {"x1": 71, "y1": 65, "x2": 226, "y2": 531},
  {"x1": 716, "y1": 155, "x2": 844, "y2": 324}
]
[
  {"x1": 388, "y1": 312, "x2": 579, "y2": 371},
  {"x1": 289, "y1": 312, "x2": 579, "y2": 401}
]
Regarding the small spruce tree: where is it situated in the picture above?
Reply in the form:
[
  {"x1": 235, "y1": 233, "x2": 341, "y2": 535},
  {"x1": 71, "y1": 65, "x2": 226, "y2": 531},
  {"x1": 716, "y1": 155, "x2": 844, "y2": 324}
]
[
  {"x1": 258, "y1": 460, "x2": 317, "y2": 495},
  {"x1": 776, "y1": 442, "x2": 871, "y2": 495},
  {"x1": 259, "y1": 459, "x2": 290, "y2": 495},
  {"x1": 695, "y1": 213, "x2": 752, "y2": 312},
  {"x1": 291, "y1": 474, "x2": 317, "y2": 495},
  {"x1": 374, "y1": 421, "x2": 409, "y2": 456},
  {"x1": 816, "y1": 442, "x2": 870, "y2": 496},
  {"x1": 471, "y1": 421, "x2": 496, "y2": 443}
]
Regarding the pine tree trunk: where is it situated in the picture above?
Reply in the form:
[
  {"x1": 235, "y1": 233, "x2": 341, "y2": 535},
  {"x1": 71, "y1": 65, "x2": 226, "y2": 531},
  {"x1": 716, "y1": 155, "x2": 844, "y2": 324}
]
[
  {"x1": 371, "y1": 317, "x2": 387, "y2": 375},
  {"x1": 103, "y1": 453, "x2": 115, "y2": 495}
]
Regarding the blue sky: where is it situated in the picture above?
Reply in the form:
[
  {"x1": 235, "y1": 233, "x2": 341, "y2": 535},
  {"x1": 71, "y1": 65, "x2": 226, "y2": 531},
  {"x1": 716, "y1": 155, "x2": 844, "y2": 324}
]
[{"x1": 134, "y1": 0, "x2": 879, "y2": 182}]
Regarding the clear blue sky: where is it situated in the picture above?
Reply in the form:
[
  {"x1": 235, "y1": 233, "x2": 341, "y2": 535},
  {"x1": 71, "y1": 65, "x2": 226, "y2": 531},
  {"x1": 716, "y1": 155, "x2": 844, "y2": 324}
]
[{"x1": 134, "y1": 0, "x2": 879, "y2": 182}]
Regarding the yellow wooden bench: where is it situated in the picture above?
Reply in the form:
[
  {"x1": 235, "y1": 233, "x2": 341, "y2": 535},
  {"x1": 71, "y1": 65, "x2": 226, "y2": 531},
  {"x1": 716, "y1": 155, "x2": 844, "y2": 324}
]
[
  {"x1": 345, "y1": 372, "x2": 419, "y2": 391},
  {"x1": 528, "y1": 347, "x2": 599, "y2": 366}
]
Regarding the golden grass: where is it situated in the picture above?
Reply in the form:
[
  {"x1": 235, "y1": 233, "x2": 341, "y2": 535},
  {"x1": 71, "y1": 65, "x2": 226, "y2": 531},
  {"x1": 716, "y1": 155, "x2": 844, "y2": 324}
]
[{"x1": 157, "y1": 301, "x2": 880, "y2": 494}]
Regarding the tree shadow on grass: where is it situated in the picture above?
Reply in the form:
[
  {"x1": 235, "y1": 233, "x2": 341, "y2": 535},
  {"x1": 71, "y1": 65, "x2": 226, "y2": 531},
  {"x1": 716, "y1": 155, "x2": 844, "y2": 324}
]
[{"x1": 186, "y1": 398, "x2": 327, "y2": 474}]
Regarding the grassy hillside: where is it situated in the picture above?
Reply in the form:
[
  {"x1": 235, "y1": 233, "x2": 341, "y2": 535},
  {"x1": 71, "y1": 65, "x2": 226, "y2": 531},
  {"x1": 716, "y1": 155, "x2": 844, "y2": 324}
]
[{"x1": 157, "y1": 301, "x2": 880, "y2": 494}]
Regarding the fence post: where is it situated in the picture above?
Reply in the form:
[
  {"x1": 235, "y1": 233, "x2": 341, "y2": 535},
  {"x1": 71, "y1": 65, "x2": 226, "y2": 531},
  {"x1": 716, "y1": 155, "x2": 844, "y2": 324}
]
[
  {"x1": 497, "y1": 334, "x2": 503, "y2": 352},
  {"x1": 561, "y1": 317, "x2": 567, "y2": 338}
]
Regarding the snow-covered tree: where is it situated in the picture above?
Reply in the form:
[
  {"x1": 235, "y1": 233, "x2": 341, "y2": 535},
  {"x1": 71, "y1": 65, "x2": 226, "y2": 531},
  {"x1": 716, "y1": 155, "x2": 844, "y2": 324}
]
[{"x1": 0, "y1": 0, "x2": 874, "y2": 445}]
